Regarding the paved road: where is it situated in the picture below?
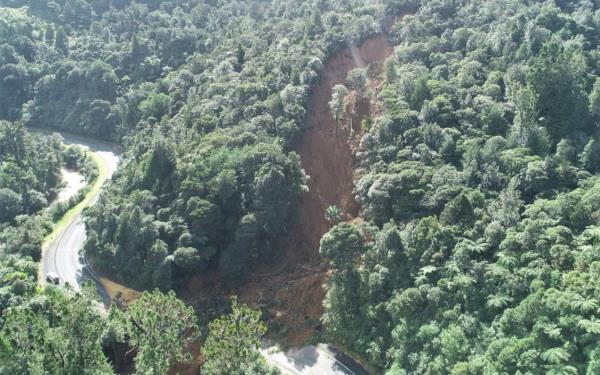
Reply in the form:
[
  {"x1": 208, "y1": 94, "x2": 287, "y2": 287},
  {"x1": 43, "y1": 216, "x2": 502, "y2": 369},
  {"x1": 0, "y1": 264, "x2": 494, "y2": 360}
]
[
  {"x1": 40, "y1": 131, "x2": 119, "y2": 293},
  {"x1": 262, "y1": 343, "x2": 370, "y2": 375},
  {"x1": 36, "y1": 131, "x2": 369, "y2": 374},
  {"x1": 56, "y1": 168, "x2": 85, "y2": 203}
]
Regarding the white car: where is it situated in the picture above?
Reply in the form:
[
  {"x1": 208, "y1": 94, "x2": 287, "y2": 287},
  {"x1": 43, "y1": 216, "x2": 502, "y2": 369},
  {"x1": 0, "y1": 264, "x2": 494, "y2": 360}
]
[{"x1": 46, "y1": 272, "x2": 60, "y2": 285}]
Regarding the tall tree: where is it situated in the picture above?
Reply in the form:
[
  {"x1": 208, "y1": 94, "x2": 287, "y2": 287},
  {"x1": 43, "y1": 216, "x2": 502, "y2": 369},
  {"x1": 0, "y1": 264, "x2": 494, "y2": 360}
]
[
  {"x1": 329, "y1": 84, "x2": 348, "y2": 136},
  {"x1": 126, "y1": 290, "x2": 199, "y2": 375},
  {"x1": 202, "y1": 297, "x2": 278, "y2": 375},
  {"x1": 346, "y1": 68, "x2": 367, "y2": 136}
]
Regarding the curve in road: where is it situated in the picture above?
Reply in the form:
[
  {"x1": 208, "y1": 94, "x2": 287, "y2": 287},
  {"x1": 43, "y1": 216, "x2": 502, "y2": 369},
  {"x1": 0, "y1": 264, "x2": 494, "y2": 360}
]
[{"x1": 39, "y1": 131, "x2": 119, "y2": 300}]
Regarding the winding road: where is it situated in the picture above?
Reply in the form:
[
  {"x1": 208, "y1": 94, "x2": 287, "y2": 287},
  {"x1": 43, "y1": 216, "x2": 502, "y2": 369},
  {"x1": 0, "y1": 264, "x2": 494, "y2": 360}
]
[
  {"x1": 39, "y1": 131, "x2": 119, "y2": 295},
  {"x1": 38, "y1": 131, "x2": 369, "y2": 374}
]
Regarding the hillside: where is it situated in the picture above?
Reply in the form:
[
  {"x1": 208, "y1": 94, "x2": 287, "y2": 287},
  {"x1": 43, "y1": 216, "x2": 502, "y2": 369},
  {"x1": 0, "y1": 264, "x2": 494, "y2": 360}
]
[{"x1": 3, "y1": 0, "x2": 600, "y2": 374}]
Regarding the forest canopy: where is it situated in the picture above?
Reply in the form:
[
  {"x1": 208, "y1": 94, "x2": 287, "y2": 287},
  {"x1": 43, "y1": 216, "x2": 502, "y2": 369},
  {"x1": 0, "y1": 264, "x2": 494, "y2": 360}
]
[
  {"x1": 3, "y1": 0, "x2": 600, "y2": 374},
  {"x1": 319, "y1": 0, "x2": 600, "y2": 373}
]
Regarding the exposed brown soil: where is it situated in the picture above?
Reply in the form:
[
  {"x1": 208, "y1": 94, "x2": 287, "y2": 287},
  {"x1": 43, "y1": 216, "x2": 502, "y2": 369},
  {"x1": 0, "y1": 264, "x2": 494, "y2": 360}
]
[
  {"x1": 177, "y1": 31, "x2": 395, "y2": 374},
  {"x1": 235, "y1": 35, "x2": 394, "y2": 346},
  {"x1": 100, "y1": 277, "x2": 142, "y2": 306}
]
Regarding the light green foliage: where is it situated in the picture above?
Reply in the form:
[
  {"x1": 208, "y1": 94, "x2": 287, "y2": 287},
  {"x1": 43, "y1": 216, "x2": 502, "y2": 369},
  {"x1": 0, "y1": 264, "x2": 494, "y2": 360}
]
[
  {"x1": 1, "y1": 286, "x2": 202, "y2": 375},
  {"x1": 323, "y1": 0, "x2": 600, "y2": 373},
  {"x1": 325, "y1": 205, "x2": 342, "y2": 224},
  {"x1": 0, "y1": 123, "x2": 93, "y2": 263},
  {"x1": 202, "y1": 297, "x2": 278, "y2": 375},
  {"x1": 330, "y1": 84, "x2": 348, "y2": 133},
  {"x1": 125, "y1": 290, "x2": 199, "y2": 375},
  {"x1": 0, "y1": 287, "x2": 114, "y2": 375},
  {"x1": 138, "y1": 93, "x2": 171, "y2": 120},
  {"x1": 320, "y1": 222, "x2": 365, "y2": 270}
]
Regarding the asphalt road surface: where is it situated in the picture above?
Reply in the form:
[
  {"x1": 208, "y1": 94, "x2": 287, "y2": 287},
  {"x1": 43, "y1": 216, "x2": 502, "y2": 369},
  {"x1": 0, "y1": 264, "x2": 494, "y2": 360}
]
[
  {"x1": 40, "y1": 131, "x2": 119, "y2": 293},
  {"x1": 37, "y1": 130, "x2": 369, "y2": 374},
  {"x1": 262, "y1": 343, "x2": 370, "y2": 375}
]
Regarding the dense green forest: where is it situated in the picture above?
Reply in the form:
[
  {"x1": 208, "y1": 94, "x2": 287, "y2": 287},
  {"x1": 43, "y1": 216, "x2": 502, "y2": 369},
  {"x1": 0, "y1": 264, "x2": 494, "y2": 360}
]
[
  {"x1": 0, "y1": 0, "x2": 402, "y2": 373},
  {"x1": 0, "y1": 121, "x2": 95, "y2": 300},
  {"x1": 73, "y1": 0, "x2": 393, "y2": 290},
  {"x1": 4, "y1": 0, "x2": 600, "y2": 374},
  {"x1": 321, "y1": 0, "x2": 600, "y2": 373}
]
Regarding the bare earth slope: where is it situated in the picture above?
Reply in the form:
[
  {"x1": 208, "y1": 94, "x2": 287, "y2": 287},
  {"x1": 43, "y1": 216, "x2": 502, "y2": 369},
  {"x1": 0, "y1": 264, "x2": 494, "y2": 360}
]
[
  {"x1": 293, "y1": 35, "x2": 393, "y2": 263},
  {"x1": 178, "y1": 31, "x2": 395, "y2": 375},
  {"x1": 235, "y1": 35, "x2": 394, "y2": 347}
]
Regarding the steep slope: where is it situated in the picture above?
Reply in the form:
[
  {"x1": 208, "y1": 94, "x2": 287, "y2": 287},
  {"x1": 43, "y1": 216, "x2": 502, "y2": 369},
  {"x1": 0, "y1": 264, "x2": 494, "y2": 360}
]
[
  {"x1": 292, "y1": 35, "x2": 393, "y2": 263},
  {"x1": 237, "y1": 33, "x2": 394, "y2": 346}
]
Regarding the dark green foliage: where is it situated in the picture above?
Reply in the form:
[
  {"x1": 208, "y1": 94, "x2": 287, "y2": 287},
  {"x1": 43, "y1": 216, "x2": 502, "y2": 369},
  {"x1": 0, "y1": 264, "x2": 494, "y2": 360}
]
[
  {"x1": 322, "y1": 1, "x2": 600, "y2": 373},
  {"x1": 409, "y1": 76, "x2": 429, "y2": 111},
  {"x1": 0, "y1": 188, "x2": 22, "y2": 222},
  {"x1": 527, "y1": 42, "x2": 590, "y2": 141},
  {"x1": 0, "y1": 123, "x2": 91, "y2": 263},
  {"x1": 219, "y1": 214, "x2": 259, "y2": 285},
  {"x1": 125, "y1": 290, "x2": 200, "y2": 374},
  {"x1": 68, "y1": 0, "x2": 388, "y2": 289},
  {"x1": 0, "y1": 122, "x2": 62, "y2": 219},
  {"x1": 26, "y1": 61, "x2": 119, "y2": 139},
  {"x1": 320, "y1": 222, "x2": 365, "y2": 270}
]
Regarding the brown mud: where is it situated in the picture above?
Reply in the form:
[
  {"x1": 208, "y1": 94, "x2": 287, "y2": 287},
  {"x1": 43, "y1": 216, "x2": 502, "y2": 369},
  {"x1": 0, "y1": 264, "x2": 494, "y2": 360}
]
[
  {"x1": 234, "y1": 34, "x2": 394, "y2": 346},
  {"x1": 176, "y1": 30, "x2": 395, "y2": 374}
]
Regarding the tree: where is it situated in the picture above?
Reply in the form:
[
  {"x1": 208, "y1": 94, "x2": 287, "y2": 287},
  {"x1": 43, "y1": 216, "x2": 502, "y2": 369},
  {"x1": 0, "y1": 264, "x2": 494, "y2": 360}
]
[
  {"x1": 0, "y1": 64, "x2": 29, "y2": 119},
  {"x1": 173, "y1": 247, "x2": 204, "y2": 271},
  {"x1": 329, "y1": 84, "x2": 348, "y2": 136},
  {"x1": 383, "y1": 0, "x2": 420, "y2": 13},
  {"x1": 347, "y1": 68, "x2": 367, "y2": 94},
  {"x1": 325, "y1": 205, "x2": 342, "y2": 224},
  {"x1": 589, "y1": 78, "x2": 600, "y2": 123},
  {"x1": 384, "y1": 58, "x2": 398, "y2": 83},
  {"x1": 45, "y1": 24, "x2": 55, "y2": 45},
  {"x1": 235, "y1": 43, "x2": 245, "y2": 72},
  {"x1": 0, "y1": 307, "x2": 48, "y2": 374},
  {"x1": 55, "y1": 27, "x2": 68, "y2": 53},
  {"x1": 0, "y1": 188, "x2": 23, "y2": 222},
  {"x1": 51, "y1": 287, "x2": 114, "y2": 375},
  {"x1": 320, "y1": 222, "x2": 364, "y2": 270},
  {"x1": 527, "y1": 42, "x2": 589, "y2": 140},
  {"x1": 126, "y1": 290, "x2": 199, "y2": 375},
  {"x1": 202, "y1": 297, "x2": 278, "y2": 375},
  {"x1": 409, "y1": 76, "x2": 429, "y2": 110},
  {"x1": 580, "y1": 138, "x2": 600, "y2": 173},
  {"x1": 186, "y1": 197, "x2": 223, "y2": 244},
  {"x1": 346, "y1": 68, "x2": 368, "y2": 136},
  {"x1": 0, "y1": 288, "x2": 114, "y2": 375},
  {"x1": 440, "y1": 193, "x2": 475, "y2": 226},
  {"x1": 512, "y1": 85, "x2": 538, "y2": 147},
  {"x1": 138, "y1": 93, "x2": 171, "y2": 120},
  {"x1": 219, "y1": 214, "x2": 258, "y2": 285},
  {"x1": 131, "y1": 34, "x2": 144, "y2": 61}
]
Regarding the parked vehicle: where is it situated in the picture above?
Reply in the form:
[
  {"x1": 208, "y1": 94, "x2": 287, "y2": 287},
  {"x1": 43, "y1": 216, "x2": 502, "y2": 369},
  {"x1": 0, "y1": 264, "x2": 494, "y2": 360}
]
[{"x1": 46, "y1": 272, "x2": 59, "y2": 285}]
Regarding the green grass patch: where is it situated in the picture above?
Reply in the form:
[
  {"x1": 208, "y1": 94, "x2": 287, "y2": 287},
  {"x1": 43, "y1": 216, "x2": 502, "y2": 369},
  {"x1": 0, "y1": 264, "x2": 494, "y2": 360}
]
[{"x1": 37, "y1": 152, "x2": 109, "y2": 282}]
